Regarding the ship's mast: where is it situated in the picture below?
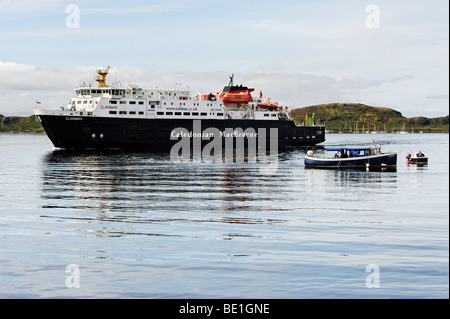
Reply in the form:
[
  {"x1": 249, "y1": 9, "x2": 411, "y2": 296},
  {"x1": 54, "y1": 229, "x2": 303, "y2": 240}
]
[
  {"x1": 96, "y1": 66, "x2": 110, "y2": 87},
  {"x1": 228, "y1": 73, "x2": 234, "y2": 86}
]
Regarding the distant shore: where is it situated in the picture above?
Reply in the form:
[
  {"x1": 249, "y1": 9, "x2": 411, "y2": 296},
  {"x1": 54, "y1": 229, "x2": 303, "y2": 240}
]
[
  {"x1": 0, "y1": 115, "x2": 44, "y2": 133},
  {"x1": 1, "y1": 103, "x2": 449, "y2": 133},
  {"x1": 291, "y1": 103, "x2": 449, "y2": 133}
]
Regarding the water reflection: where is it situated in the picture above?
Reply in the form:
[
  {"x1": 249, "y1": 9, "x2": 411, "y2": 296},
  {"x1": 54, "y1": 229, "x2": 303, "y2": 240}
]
[
  {"x1": 40, "y1": 149, "x2": 296, "y2": 239},
  {"x1": 331, "y1": 169, "x2": 397, "y2": 188}
]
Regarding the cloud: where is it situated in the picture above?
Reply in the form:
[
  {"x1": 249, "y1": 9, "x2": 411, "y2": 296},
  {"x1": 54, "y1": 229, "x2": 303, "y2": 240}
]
[
  {"x1": 425, "y1": 94, "x2": 449, "y2": 99},
  {"x1": 389, "y1": 75, "x2": 414, "y2": 82},
  {"x1": 0, "y1": 26, "x2": 144, "y2": 39},
  {"x1": 0, "y1": 0, "x2": 59, "y2": 12},
  {"x1": 0, "y1": 61, "x2": 385, "y2": 115},
  {"x1": 0, "y1": 62, "x2": 447, "y2": 118},
  {"x1": 244, "y1": 19, "x2": 304, "y2": 35},
  {"x1": 81, "y1": 3, "x2": 189, "y2": 15}
]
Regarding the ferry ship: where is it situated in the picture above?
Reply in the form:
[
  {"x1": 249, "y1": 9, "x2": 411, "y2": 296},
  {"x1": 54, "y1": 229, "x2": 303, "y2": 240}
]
[{"x1": 34, "y1": 67, "x2": 325, "y2": 150}]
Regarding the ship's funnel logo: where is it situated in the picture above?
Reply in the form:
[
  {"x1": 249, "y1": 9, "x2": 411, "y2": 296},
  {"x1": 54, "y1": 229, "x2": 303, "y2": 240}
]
[{"x1": 170, "y1": 120, "x2": 278, "y2": 175}]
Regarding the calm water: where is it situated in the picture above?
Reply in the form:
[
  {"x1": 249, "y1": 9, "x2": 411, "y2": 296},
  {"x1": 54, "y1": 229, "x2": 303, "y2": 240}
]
[{"x1": 0, "y1": 132, "x2": 448, "y2": 298}]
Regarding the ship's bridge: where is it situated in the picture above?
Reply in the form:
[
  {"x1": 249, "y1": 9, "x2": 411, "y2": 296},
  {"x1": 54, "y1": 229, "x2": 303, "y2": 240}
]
[
  {"x1": 74, "y1": 84, "x2": 190, "y2": 101},
  {"x1": 75, "y1": 87, "x2": 126, "y2": 98}
]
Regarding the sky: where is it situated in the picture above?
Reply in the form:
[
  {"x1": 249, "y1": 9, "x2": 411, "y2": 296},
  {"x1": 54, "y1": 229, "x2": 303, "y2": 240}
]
[{"x1": 0, "y1": 0, "x2": 448, "y2": 118}]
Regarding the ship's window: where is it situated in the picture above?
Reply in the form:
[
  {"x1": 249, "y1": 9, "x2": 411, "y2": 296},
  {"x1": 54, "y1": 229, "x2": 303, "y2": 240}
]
[
  {"x1": 138, "y1": 111, "x2": 144, "y2": 115},
  {"x1": 157, "y1": 112, "x2": 164, "y2": 115},
  {"x1": 264, "y1": 114, "x2": 269, "y2": 117},
  {"x1": 271, "y1": 114, "x2": 276, "y2": 117},
  {"x1": 166, "y1": 112, "x2": 173, "y2": 115},
  {"x1": 217, "y1": 113, "x2": 223, "y2": 116},
  {"x1": 109, "y1": 111, "x2": 117, "y2": 114},
  {"x1": 192, "y1": 112, "x2": 199, "y2": 116},
  {"x1": 110, "y1": 100, "x2": 117, "y2": 104},
  {"x1": 83, "y1": 100, "x2": 88, "y2": 104},
  {"x1": 119, "y1": 111, "x2": 127, "y2": 114},
  {"x1": 175, "y1": 112, "x2": 182, "y2": 115},
  {"x1": 129, "y1": 111, "x2": 136, "y2": 115},
  {"x1": 129, "y1": 101, "x2": 136, "y2": 105},
  {"x1": 120, "y1": 101, "x2": 127, "y2": 104},
  {"x1": 77, "y1": 100, "x2": 82, "y2": 104},
  {"x1": 201, "y1": 113, "x2": 207, "y2": 116},
  {"x1": 138, "y1": 101, "x2": 144, "y2": 105},
  {"x1": 183, "y1": 112, "x2": 190, "y2": 116}
]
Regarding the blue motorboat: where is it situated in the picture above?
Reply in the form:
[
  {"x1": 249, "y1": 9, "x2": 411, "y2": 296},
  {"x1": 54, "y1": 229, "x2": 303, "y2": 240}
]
[{"x1": 305, "y1": 143, "x2": 397, "y2": 169}]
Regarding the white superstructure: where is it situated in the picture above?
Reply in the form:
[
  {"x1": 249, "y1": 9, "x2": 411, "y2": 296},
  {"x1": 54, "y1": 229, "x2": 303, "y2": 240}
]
[{"x1": 35, "y1": 68, "x2": 292, "y2": 122}]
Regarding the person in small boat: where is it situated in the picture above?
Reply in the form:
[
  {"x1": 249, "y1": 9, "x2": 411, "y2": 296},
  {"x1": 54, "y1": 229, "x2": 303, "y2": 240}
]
[
  {"x1": 340, "y1": 150, "x2": 349, "y2": 158},
  {"x1": 417, "y1": 151, "x2": 424, "y2": 157}
]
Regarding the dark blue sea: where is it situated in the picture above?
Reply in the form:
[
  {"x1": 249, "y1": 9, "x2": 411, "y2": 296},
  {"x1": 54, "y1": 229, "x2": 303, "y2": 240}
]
[{"x1": 0, "y1": 132, "x2": 448, "y2": 298}]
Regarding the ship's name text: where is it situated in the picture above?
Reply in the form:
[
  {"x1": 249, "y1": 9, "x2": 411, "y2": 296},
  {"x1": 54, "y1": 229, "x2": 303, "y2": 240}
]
[{"x1": 171, "y1": 130, "x2": 257, "y2": 139}]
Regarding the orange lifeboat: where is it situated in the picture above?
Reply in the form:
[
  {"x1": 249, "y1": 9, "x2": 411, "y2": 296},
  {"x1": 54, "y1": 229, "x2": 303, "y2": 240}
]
[
  {"x1": 258, "y1": 98, "x2": 278, "y2": 110},
  {"x1": 219, "y1": 74, "x2": 254, "y2": 104}
]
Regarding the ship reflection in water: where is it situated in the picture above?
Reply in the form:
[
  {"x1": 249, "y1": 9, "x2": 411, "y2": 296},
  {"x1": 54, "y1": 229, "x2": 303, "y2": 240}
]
[
  {"x1": 40, "y1": 149, "x2": 291, "y2": 241},
  {"x1": 40, "y1": 149, "x2": 398, "y2": 242}
]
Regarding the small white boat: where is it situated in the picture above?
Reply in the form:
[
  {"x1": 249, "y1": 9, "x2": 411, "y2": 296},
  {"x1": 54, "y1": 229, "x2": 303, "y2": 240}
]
[{"x1": 406, "y1": 151, "x2": 428, "y2": 164}]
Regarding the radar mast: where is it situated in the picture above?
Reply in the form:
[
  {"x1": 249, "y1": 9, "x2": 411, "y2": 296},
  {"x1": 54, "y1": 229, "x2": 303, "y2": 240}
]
[{"x1": 96, "y1": 66, "x2": 110, "y2": 87}]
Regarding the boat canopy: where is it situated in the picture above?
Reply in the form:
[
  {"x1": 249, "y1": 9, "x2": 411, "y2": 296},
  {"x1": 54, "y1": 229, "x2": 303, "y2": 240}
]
[
  {"x1": 325, "y1": 147, "x2": 371, "y2": 151},
  {"x1": 325, "y1": 147, "x2": 376, "y2": 158}
]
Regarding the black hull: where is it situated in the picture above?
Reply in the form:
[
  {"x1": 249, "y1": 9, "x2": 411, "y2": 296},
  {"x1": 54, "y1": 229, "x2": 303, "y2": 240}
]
[
  {"x1": 305, "y1": 153, "x2": 397, "y2": 170},
  {"x1": 37, "y1": 115, "x2": 325, "y2": 150},
  {"x1": 408, "y1": 158, "x2": 428, "y2": 164}
]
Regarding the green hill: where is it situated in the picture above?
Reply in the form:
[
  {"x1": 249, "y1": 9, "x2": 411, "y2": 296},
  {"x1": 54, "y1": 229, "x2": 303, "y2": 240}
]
[
  {"x1": 291, "y1": 103, "x2": 449, "y2": 133},
  {"x1": 0, "y1": 115, "x2": 44, "y2": 133},
  {"x1": 0, "y1": 104, "x2": 448, "y2": 133}
]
